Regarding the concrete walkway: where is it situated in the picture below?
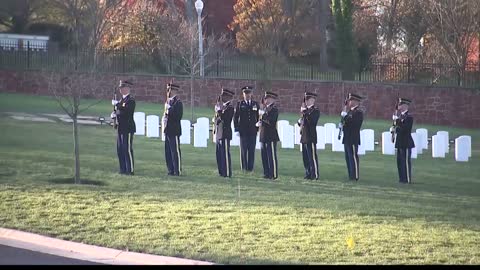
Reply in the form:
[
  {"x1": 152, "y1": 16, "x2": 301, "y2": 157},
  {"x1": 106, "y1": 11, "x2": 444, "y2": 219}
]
[{"x1": 0, "y1": 228, "x2": 214, "y2": 265}]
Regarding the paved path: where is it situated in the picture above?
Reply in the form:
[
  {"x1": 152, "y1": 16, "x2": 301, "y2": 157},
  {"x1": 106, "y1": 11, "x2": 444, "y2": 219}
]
[
  {"x1": 0, "y1": 228, "x2": 214, "y2": 265},
  {"x1": 0, "y1": 245, "x2": 102, "y2": 265}
]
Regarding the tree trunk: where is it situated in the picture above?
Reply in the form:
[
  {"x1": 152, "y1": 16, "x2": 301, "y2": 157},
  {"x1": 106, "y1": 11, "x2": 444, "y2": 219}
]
[
  {"x1": 73, "y1": 116, "x2": 81, "y2": 184},
  {"x1": 190, "y1": 74, "x2": 195, "y2": 122},
  {"x1": 318, "y1": 0, "x2": 329, "y2": 72}
]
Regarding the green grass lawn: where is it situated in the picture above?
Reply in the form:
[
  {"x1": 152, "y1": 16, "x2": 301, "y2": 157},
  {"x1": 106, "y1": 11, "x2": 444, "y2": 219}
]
[{"x1": 0, "y1": 92, "x2": 479, "y2": 264}]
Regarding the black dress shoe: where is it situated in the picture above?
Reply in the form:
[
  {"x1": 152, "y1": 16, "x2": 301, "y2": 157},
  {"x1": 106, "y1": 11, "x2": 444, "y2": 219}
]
[
  {"x1": 263, "y1": 175, "x2": 271, "y2": 179},
  {"x1": 304, "y1": 175, "x2": 312, "y2": 180}
]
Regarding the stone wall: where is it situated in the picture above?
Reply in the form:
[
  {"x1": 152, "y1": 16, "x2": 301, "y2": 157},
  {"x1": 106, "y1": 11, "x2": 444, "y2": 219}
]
[{"x1": 1, "y1": 70, "x2": 479, "y2": 128}]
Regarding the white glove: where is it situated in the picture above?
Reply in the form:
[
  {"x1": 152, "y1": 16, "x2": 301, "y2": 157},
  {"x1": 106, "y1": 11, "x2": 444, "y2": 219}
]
[
  {"x1": 301, "y1": 106, "x2": 307, "y2": 112},
  {"x1": 165, "y1": 103, "x2": 171, "y2": 110},
  {"x1": 215, "y1": 105, "x2": 221, "y2": 111},
  {"x1": 255, "y1": 121, "x2": 262, "y2": 127},
  {"x1": 338, "y1": 123, "x2": 343, "y2": 129},
  {"x1": 392, "y1": 115, "x2": 399, "y2": 121},
  {"x1": 112, "y1": 100, "x2": 119, "y2": 106},
  {"x1": 390, "y1": 127, "x2": 395, "y2": 133},
  {"x1": 341, "y1": 111, "x2": 348, "y2": 117},
  {"x1": 235, "y1": 131, "x2": 240, "y2": 137},
  {"x1": 259, "y1": 109, "x2": 265, "y2": 115},
  {"x1": 110, "y1": 112, "x2": 116, "y2": 119}
]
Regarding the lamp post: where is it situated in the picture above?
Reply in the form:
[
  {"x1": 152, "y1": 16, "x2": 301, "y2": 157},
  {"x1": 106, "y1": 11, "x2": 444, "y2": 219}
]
[{"x1": 195, "y1": 0, "x2": 204, "y2": 77}]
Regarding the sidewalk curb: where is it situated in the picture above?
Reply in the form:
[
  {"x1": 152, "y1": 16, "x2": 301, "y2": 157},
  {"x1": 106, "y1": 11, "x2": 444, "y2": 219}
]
[{"x1": 0, "y1": 228, "x2": 214, "y2": 265}]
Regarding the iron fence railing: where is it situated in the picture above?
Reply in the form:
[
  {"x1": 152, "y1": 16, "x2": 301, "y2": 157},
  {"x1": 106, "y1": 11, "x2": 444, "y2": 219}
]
[{"x1": 0, "y1": 42, "x2": 479, "y2": 88}]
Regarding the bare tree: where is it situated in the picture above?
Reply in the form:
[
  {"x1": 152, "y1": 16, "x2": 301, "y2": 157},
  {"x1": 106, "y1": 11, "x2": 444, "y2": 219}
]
[
  {"x1": 46, "y1": 69, "x2": 104, "y2": 184},
  {"x1": 162, "y1": 14, "x2": 232, "y2": 121},
  {"x1": 46, "y1": 0, "x2": 128, "y2": 50},
  {"x1": 421, "y1": 0, "x2": 480, "y2": 86}
]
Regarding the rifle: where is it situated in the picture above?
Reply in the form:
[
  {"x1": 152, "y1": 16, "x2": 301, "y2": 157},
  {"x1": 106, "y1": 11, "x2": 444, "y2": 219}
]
[
  {"x1": 337, "y1": 96, "x2": 348, "y2": 140},
  {"x1": 112, "y1": 84, "x2": 119, "y2": 129},
  {"x1": 213, "y1": 94, "x2": 223, "y2": 141},
  {"x1": 391, "y1": 94, "x2": 400, "y2": 143},
  {"x1": 162, "y1": 82, "x2": 173, "y2": 134}
]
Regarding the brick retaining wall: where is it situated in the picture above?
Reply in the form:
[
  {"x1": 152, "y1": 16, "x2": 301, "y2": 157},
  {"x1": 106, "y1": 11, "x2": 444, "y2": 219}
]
[{"x1": 1, "y1": 70, "x2": 479, "y2": 128}]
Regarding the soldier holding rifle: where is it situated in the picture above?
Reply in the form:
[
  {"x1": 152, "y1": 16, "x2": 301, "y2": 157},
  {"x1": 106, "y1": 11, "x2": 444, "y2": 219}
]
[
  {"x1": 298, "y1": 92, "x2": 321, "y2": 180},
  {"x1": 111, "y1": 80, "x2": 136, "y2": 176},
  {"x1": 163, "y1": 83, "x2": 183, "y2": 176},
  {"x1": 257, "y1": 91, "x2": 280, "y2": 180},
  {"x1": 391, "y1": 98, "x2": 415, "y2": 184},
  {"x1": 340, "y1": 93, "x2": 364, "y2": 181},
  {"x1": 213, "y1": 89, "x2": 235, "y2": 178}
]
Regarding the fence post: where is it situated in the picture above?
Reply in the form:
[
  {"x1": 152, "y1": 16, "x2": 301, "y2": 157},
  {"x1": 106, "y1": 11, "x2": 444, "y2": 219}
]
[
  {"x1": 310, "y1": 61, "x2": 314, "y2": 80},
  {"x1": 122, "y1": 47, "x2": 126, "y2": 73},
  {"x1": 169, "y1": 49, "x2": 172, "y2": 74},
  {"x1": 407, "y1": 59, "x2": 411, "y2": 83},
  {"x1": 26, "y1": 41, "x2": 30, "y2": 69},
  {"x1": 216, "y1": 52, "x2": 220, "y2": 77}
]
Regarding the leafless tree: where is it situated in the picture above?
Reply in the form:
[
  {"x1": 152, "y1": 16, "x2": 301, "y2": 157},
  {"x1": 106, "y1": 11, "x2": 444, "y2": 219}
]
[
  {"x1": 162, "y1": 14, "x2": 232, "y2": 121},
  {"x1": 421, "y1": 0, "x2": 480, "y2": 86},
  {"x1": 46, "y1": 69, "x2": 104, "y2": 184},
  {"x1": 46, "y1": 0, "x2": 128, "y2": 51}
]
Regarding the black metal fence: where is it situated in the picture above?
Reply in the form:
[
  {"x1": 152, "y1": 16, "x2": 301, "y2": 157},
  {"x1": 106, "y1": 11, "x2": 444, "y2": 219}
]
[{"x1": 0, "y1": 41, "x2": 479, "y2": 88}]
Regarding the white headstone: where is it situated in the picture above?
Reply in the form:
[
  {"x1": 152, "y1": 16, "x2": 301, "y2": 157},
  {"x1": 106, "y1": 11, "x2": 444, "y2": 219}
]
[
  {"x1": 133, "y1": 112, "x2": 146, "y2": 136},
  {"x1": 231, "y1": 122, "x2": 240, "y2": 146},
  {"x1": 180, "y1": 120, "x2": 191, "y2": 144},
  {"x1": 432, "y1": 135, "x2": 446, "y2": 158},
  {"x1": 294, "y1": 124, "x2": 301, "y2": 145},
  {"x1": 281, "y1": 124, "x2": 295, "y2": 149},
  {"x1": 316, "y1": 126, "x2": 326, "y2": 150},
  {"x1": 382, "y1": 131, "x2": 395, "y2": 155},
  {"x1": 277, "y1": 120, "x2": 290, "y2": 142},
  {"x1": 332, "y1": 128, "x2": 344, "y2": 152},
  {"x1": 411, "y1": 133, "x2": 418, "y2": 159},
  {"x1": 256, "y1": 134, "x2": 261, "y2": 150},
  {"x1": 437, "y1": 131, "x2": 449, "y2": 154},
  {"x1": 193, "y1": 123, "x2": 207, "y2": 148},
  {"x1": 455, "y1": 136, "x2": 470, "y2": 162},
  {"x1": 358, "y1": 141, "x2": 366, "y2": 156},
  {"x1": 362, "y1": 129, "x2": 375, "y2": 151},
  {"x1": 146, "y1": 115, "x2": 160, "y2": 138},
  {"x1": 324, "y1": 123, "x2": 336, "y2": 144},
  {"x1": 416, "y1": 128, "x2": 428, "y2": 150},
  {"x1": 458, "y1": 135, "x2": 472, "y2": 157}
]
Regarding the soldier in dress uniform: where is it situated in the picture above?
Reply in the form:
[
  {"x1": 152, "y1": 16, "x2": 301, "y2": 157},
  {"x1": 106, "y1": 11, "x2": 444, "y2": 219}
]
[
  {"x1": 163, "y1": 83, "x2": 183, "y2": 176},
  {"x1": 391, "y1": 98, "x2": 415, "y2": 184},
  {"x1": 297, "y1": 92, "x2": 321, "y2": 180},
  {"x1": 340, "y1": 93, "x2": 364, "y2": 181},
  {"x1": 111, "y1": 80, "x2": 136, "y2": 175},
  {"x1": 233, "y1": 86, "x2": 260, "y2": 172},
  {"x1": 257, "y1": 91, "x2": 279, "y2": 180},
  {"x1": 214, "y1": 89, "x2": 235, "y2": 178}
]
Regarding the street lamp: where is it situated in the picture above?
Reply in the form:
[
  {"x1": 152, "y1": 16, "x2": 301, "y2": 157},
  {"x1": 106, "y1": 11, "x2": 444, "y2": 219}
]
[{"x1": 195, "y1": 0, "x2": 204, "y2": 77}]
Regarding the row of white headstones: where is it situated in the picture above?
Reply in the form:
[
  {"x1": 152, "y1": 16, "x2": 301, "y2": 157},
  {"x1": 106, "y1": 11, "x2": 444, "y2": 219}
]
[{"x1": 133, "y1": 112, "x2": 472, "y2": 162}]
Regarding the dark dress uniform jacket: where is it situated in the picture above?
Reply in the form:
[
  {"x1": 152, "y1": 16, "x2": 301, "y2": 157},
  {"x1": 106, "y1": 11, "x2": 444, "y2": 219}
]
[
  {"x1": 116, "y1": 95, "x2": 136, "y2": 134},
  {"x1": 234, "y1": 100, "x2": 260, "y2": 136},
  {"x1": 259, "y1": 104, "x2": 280, "y2": 143},
  {"x1": 300, "y1": 106, "x2": 320, "y2": 144},
  {"x1": 395, "y1": 112, "x2": 415, "y2": 149},
  {"x1": 164, "y1": 96, "x2": 183, "y2": 136},
  {"x1": 215, "y1": 102, "x2": 235, "y2": 140},
  {"x1": 342, "y1": 107, "x2": 363, "y2": 145}
]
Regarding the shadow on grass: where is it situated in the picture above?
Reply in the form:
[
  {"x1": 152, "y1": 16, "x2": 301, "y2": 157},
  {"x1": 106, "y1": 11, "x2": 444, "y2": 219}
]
[{"x1": 47, "y1": 178, "x2": 107, "y2": 186}]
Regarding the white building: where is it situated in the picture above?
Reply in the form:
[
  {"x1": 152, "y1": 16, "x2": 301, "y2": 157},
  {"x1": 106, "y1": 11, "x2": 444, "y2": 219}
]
[{"x1": 0, "y1": 33, "x2": 49, "y2": 51}]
